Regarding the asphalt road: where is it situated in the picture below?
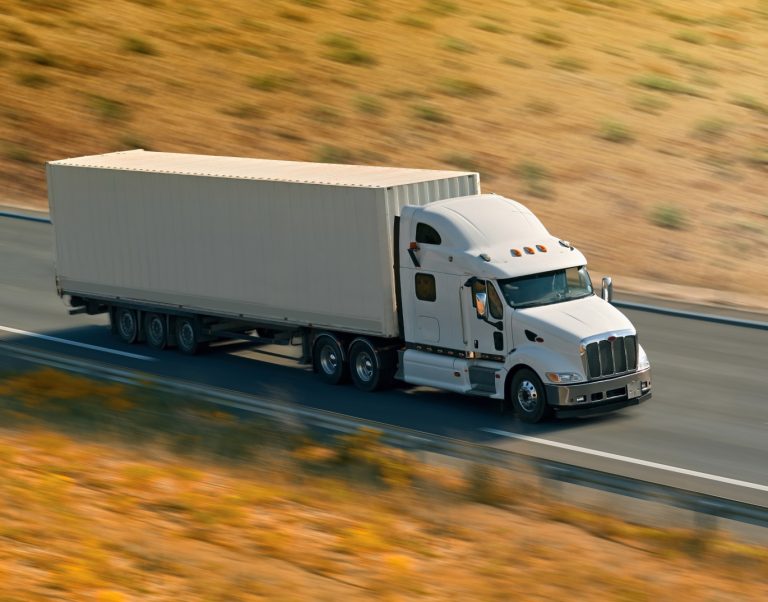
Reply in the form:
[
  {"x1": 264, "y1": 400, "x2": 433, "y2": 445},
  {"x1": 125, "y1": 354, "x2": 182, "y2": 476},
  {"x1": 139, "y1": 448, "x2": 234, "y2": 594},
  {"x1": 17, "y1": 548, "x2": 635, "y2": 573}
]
[{"x1": 1, "y1": 215, "x2": 766, "y2": 507}]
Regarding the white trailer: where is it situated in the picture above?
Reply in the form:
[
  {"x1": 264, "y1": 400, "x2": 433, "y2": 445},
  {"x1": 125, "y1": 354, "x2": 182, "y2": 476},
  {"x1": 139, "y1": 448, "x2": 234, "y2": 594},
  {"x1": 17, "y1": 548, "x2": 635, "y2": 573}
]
[{"x1": 48, "y1": 150, "x2": 651, "y2": 422}]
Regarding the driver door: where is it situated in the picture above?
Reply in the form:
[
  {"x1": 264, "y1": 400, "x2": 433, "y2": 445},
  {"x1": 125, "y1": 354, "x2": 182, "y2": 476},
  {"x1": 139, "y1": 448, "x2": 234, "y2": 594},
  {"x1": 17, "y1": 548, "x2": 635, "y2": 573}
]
[{"x1": 462, "y1": 279, "x2": 507, "y2": 361}]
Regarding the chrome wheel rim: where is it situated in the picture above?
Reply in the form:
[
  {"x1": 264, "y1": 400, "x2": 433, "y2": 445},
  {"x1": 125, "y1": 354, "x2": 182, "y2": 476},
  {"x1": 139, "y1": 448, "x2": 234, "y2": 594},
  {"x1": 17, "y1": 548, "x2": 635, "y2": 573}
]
[
  {"x1": 354, "y1": 350, "x2": 374, "y2": 382},
  {"x1": 517, "y1": 380, "x2": 539, "y2": 413},
  {"x1": 319, "y1": 345, "x2": 339, "y2": 376}
]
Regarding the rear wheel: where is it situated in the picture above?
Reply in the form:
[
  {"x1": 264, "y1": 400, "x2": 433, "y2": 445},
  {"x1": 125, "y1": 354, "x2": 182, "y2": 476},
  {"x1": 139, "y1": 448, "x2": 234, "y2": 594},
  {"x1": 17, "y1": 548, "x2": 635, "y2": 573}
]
[
  {"x1": 510, "y1": 368, "x2": 550, "y2": 423},
  {"x1": 349, "y1": 339, "x2": 394, "y2": 392},
  {"x1": 313, "y1": 335, "x2": 347, "y2": 385},
  {"x1": 115, "y1": 307, "x2": 138, "y2": 344},
  {"x1": 176, "y1": 317, "x2": 205, "y2": 355},
  {"x1": 145, "y1": 313, "x2": 167, "y2": 350}
]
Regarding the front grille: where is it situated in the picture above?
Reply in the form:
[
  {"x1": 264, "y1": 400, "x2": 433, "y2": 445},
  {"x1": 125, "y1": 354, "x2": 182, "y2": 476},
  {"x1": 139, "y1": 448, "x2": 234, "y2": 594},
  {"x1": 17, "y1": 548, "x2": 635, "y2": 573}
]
[{"x1": 585, "y1": 335, "x2": 637, "y2": 379}]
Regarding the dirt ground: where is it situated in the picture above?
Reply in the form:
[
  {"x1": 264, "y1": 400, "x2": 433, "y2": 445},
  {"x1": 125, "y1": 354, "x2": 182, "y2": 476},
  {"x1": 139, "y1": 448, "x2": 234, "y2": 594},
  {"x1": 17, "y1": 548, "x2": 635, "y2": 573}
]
[{"x1": 1, "y1": 0, "x2": 766, "y2": 302}]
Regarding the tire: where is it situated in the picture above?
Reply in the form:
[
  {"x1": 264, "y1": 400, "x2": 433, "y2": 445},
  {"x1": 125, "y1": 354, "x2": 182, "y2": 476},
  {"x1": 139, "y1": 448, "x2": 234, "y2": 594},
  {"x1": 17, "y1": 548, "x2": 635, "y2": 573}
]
[
  {"x1": 313, "y1": 335, "x2": 347, "y2": 385},
  {"x1": 176, "y1": 317, "x2": 205, "y2": 355},
  {"x1": 145, "y1": 313, "x2": 167, "y2": 350},
  {"x1": 348, "y1": 339, "x2": 389, "y2": 392},
  {"x1": 510, "y1": 368, "x2": 550, "y2": 423},
  {"x1": 115, "y1": 307, "x2": 138, "y2": 344}
]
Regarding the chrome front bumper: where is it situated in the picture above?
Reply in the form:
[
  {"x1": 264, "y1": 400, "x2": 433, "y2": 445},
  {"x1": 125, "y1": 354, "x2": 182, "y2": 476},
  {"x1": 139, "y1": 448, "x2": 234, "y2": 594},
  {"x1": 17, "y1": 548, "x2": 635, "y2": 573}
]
[{"x1": 545, "y1": 367, "x2": 652, "y2": 409}]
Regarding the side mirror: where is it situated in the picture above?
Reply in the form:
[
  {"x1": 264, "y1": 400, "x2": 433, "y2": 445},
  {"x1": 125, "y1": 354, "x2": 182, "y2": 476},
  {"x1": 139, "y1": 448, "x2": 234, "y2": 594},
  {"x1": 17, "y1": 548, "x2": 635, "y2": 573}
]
[
  {"x1": 601, "y1": 276, "x2": 613, "y2": 303},
  {"x1": 475, "y1": 292, "x2": 488, "y2": 318}
]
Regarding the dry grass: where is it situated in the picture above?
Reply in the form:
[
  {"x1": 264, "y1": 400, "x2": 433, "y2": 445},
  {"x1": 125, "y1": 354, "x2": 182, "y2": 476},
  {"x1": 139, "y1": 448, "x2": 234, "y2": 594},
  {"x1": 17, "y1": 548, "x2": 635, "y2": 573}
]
[
  {"x1": 0, "y1": 366, "x2": 767, "y2": 600},
  {"x1": 0, "y1": 0, "x2": 767, "y2": 297}
]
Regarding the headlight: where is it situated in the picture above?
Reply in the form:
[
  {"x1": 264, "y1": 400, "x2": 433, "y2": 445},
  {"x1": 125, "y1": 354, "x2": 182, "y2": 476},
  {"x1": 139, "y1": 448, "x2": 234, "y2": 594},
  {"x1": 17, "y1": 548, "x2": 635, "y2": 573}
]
[
  {"x1": 637, "y1": 345, "x2": 650, "y2": 370},
  {"x1": 546, "y1": 372, "x2": 585, "y2": 384}
]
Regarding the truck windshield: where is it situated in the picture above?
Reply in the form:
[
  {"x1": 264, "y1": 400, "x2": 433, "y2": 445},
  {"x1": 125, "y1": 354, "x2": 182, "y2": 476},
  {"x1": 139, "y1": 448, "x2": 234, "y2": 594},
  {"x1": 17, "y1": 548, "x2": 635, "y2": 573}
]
[{"x1": 498, "y1": 266, "x2": 593, "y2": 309}]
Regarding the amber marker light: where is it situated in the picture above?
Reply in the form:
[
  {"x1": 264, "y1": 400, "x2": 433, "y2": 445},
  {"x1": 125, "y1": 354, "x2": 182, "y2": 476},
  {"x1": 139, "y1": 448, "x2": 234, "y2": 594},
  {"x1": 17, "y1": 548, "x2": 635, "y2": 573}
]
[
  {"x1": 511, "y1": 249, "x2": 522, "y2": 257},
  {"x1": 524, "y1": 247, "x2": 534, "y2": 254},
  {"x1": 536, "y1": 244, "x2": 547, "y2": 252}
]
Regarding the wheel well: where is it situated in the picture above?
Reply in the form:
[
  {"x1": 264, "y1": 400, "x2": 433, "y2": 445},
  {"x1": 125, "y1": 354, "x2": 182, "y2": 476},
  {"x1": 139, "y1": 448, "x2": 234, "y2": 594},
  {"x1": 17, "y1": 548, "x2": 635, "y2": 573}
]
[
  {"x1": 312, "y1": 332, "x2": 349, "y2": 363},
  {"x1": 504, "y1": 363, "x2": 538, "y2": 399}
]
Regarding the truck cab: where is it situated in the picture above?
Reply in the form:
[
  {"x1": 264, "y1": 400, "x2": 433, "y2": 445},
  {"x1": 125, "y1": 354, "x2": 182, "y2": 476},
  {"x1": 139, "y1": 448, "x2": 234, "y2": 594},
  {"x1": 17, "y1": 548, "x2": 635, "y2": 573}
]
[{"x1": 397, "y1": 193, "x2": 652, "y2": 422}]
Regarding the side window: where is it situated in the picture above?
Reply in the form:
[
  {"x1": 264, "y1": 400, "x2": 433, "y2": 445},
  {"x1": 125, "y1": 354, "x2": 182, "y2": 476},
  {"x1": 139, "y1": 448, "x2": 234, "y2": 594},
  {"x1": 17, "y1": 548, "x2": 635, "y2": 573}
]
[
  {"x1": 416, "y1": 223, "x2": 442, "y2": 245},
  {"x1": 415, "y1": 273, "x2": 436, "y2": 302},
  {"x1": 487, "y1": 282, "x2": 503, "y2": 319}
]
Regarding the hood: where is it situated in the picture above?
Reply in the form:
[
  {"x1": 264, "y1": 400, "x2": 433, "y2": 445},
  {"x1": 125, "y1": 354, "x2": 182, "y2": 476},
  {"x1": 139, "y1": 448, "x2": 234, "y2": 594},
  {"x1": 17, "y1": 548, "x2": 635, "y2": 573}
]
[{"x1": 515, "y1": 295, "x2": 634, "y2": 343}]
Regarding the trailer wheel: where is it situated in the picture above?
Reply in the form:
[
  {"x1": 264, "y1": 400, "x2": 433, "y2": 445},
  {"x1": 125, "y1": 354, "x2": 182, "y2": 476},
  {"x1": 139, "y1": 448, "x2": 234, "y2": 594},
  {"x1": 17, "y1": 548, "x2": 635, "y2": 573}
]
[
  {"x1": 510, "y1": 368, "x2": 550, "y2": 423},
  {"x1": 313, "y1": 335, "x2": 347, "y2": 385},
  {"x1": 349, "y1": 339, "x2": 395, "y2": 392},
  {"x1": 145, "y1": 313, "x2": 167, "y2": 350},
  {"x1": 176, "y1": 317, "x2": 204, "y2": 355},
  {"x1": 115, "y1": 307, "x2": 138, "y2": 344}
]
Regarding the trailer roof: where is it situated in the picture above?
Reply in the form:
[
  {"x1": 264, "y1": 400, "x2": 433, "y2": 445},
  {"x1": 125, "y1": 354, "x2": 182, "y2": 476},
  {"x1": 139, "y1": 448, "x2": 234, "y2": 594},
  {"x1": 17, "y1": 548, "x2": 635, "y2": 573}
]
[{"x1": 49, "y1": 150, "x2": 476, "y2": 188}]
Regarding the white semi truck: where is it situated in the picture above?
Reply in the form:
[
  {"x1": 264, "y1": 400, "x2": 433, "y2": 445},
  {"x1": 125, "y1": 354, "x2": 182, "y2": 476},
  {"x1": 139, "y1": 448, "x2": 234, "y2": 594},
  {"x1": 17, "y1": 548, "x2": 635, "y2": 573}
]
[{"x1": 48, "y1": 150, "x2": 651, "y2": 422}]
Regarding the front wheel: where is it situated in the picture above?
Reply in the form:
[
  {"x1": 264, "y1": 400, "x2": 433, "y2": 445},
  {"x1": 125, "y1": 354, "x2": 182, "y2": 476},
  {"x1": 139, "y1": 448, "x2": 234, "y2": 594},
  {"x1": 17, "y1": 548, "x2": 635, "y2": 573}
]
[{"x1": 510, "y1": 368, "x2": 550, "y2": 424}]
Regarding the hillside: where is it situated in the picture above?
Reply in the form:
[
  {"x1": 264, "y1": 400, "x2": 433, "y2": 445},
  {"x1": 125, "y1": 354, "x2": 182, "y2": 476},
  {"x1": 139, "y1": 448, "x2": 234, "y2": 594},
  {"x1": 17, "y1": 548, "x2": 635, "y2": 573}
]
[{"x1": 0, "y1": 0, "x2": 767, "y2": 297}]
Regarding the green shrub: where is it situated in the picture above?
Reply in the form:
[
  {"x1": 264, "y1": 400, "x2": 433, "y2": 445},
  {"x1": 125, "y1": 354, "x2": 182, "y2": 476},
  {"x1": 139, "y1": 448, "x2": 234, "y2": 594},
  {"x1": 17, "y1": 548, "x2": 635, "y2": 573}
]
[
  {"x1": 247, "y1": 73, "x2": 292, "y2": 91},
  {"x1": 424, "y1": 0, "x2": 458, "y2": 16},
  {"x1": 730, "y1": 94, "x2": 768, "y2": 116},
  {"x1": 525, "y1": 98, "x2": 558, "y2": 114},
  {"x1": 442, "y1": 153, "x2": 479, "y2": 171},
  {"x1": 321, "y1": 34, "x2": 376, "y2": 66},
  {"x1": 90, "y1": 95, "x2": 130, "y2": 122},
  {"x1": 437, "y1": 78, "x2": 490, "y2": 98},
  {"x1": 3, "y1": 144, "x2": 36, "y2": 163},
  {"x1": 650, "y1": 204, "x2": 686, "y2": 229},
  {"x1": 598, "y1": 120, "x2": 634, "y2": 143},
  {"x1": 278, "y1": 10, "x2": 310, "y2": 22},
  {"x1": 221, "y1": 104, "x2": 264, "y2": 119},
  {"x1": 24, "y1": 50, "x2": 59, "y2": 67},
  {"x1": 529, "y1": 29, "x2": 569, "y2": 47},
  {"x1": 440, "y1": 37, "x2": 474, "y2": 53},
  {"x1": 119, "y1": 135, "x2": 151, "y2": 150},
  {"x1": 673, "y1": 29, "x2": 706, "y2": 45},
  {"x1": 501, "y1": 56, "x2": 530, "y2": 68},
  {"x1": 516, "y1": 161, "x2": 553, "y2": 199},
  {"x1": 633, "y1": 74, "x2": 704, "y2": 97},
  {"x1": 630, "y1": 94, "x2": 670, "y2": 114},
  {"x1": 552, "y1": 57, "x2": 587, "y2": 72},
  {"x1": 308, "y1": 106, "x2": 343, "y2": 124},
  {"x1": 354, "y1": 94, "x2": 385, "y2": 116},
  {"x1": 692, "y1": 118, "x2": 729, "y2": 141},
  {"x1": 654, "y1": 9, "x2": 701, "y2": 24},
  {"x1": 473, "y1": 21, "x2": 506, "y2": 34},
  {"x1": 412, "y1": 104, "x2": 449, "y2": 123},
  {"x1": 15, "y1": 72, "x2": 50, "y2": 87},
  {"x1": 3, "y1": 24, "x2": 36, "y2": 45},
  {"x1": 746, "y1": 148, "x2": 768, "y2": 168},
  {"x1": 397, "y1": 15, "x2": 432, "y2": 29},
  {"x1": 123, "y1": 36, "x2": 158, "y2": 56},
  {"x1": 314, "y1": 145, "x2": 354, "y2": 164}
]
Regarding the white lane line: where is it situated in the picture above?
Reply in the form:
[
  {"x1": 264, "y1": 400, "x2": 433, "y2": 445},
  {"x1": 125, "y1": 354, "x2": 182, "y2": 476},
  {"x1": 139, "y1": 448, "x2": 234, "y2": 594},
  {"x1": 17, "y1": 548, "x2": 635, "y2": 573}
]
[
  {"x1": 481, "y1": 428, "x2": 768, "y2": 493},
  {"x1": 0, "y1": 325, "x2": 156, "y2": 361}
]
